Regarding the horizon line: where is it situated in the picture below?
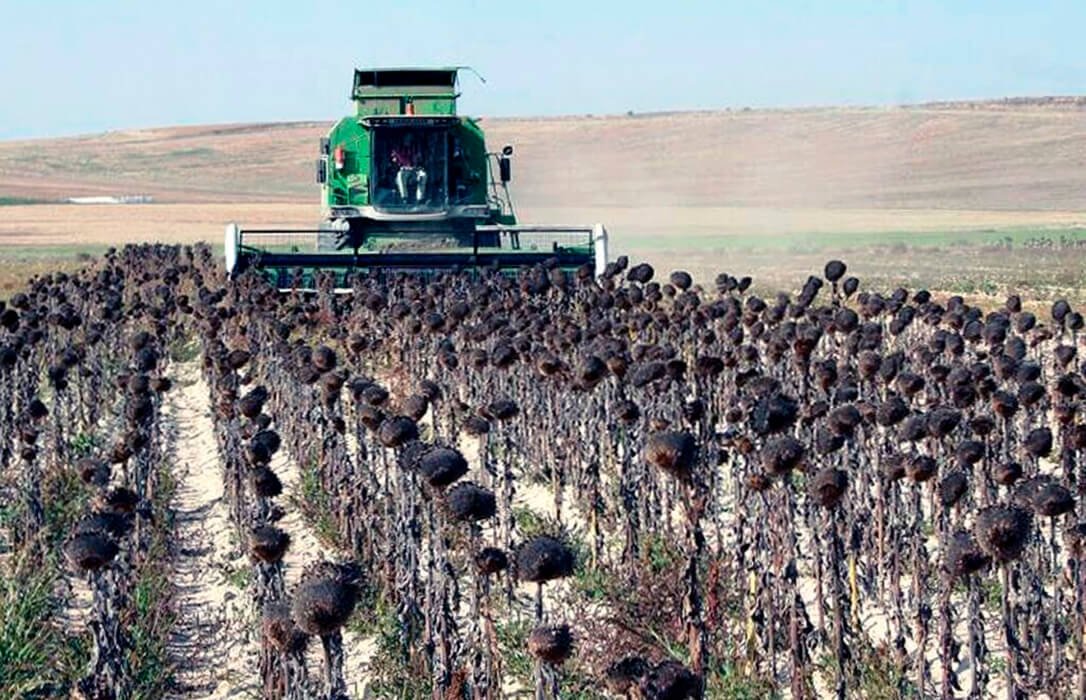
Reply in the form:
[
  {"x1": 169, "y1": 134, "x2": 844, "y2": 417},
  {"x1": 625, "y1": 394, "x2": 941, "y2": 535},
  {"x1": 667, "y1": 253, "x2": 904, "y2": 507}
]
[{"x1": 4, "y1": 93, "x2": 1085, "y2": 144}]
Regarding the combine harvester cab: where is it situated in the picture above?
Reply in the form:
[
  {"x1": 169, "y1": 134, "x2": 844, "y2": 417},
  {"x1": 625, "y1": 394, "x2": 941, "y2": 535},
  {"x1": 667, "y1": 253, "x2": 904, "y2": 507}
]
[{"x1": 225, "y1": 67, "x2": 607, "y2": 288}]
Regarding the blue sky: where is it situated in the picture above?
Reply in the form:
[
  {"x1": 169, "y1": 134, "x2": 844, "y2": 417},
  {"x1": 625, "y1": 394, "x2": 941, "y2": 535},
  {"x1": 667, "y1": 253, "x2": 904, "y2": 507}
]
[{"x1": 1, "y1": 0, "x2": 1083, "y2": 139}]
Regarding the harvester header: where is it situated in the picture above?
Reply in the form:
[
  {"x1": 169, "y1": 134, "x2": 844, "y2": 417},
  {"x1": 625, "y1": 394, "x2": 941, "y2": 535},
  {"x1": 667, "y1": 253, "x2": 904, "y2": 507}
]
[{"x1": 224, "y1": 67, "x2": 607, "y2": 288}]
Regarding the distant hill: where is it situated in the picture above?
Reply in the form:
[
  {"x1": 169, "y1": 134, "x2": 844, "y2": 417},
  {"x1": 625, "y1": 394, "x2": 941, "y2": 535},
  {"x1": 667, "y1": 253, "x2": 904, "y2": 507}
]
[{"x1": 2, "y1": 98, "x2": 1085, "y2": 211}]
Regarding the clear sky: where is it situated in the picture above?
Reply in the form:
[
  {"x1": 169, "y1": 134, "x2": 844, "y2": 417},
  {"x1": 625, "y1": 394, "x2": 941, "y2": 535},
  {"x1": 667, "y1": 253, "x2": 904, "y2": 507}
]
[{"x1": 1, "y1": 0, "x2": 1083, "y2": 140}]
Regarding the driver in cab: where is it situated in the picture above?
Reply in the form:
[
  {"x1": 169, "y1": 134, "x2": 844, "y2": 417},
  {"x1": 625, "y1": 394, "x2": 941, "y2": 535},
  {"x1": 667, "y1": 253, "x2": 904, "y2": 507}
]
[{"x1": 390, "y1": 135, "x2": 427, "y2": 204}]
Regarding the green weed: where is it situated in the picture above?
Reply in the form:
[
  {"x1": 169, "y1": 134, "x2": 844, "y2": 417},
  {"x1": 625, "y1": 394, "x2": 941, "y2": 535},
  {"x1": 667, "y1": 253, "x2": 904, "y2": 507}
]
[
  {"x1": 0, "y1": 557, "x2": 86, "y2": 696},
  {"x1": 854, "y1": 643, "x2": 918, "y2": 700},
  {"x1": 293, "y1": 461, "x2": 343, "y2": 548},
  {"x1": 367, "y1": 595, "x2": 432, "y2": 698},
  {"x1": 574, "y1": 562, "x2": 611, "y2": 602},
  {"x1": 705, "y1": 657, "x2": 777, "y2": 699},
  {"x1": 513, "y1": 506, "x2": 547, "y2": 539},
  {"x1": 124, "y1": 564, "x2": 176, "y2": 699},
  {"x1": 168, "y1": 336, "x2": 201, "y2": 364},
  {"x1": 221, "y1": 561, "x2": 251, "y2": 590},
  {"x1": 495, "y1": 617, "x2": 534, "y2": 682},
  {"x1": 69, "y1": 431, "x2": 101, "y2": 458},
  {"x1": 42, "y1": 465, "x2": 91, "y2": 551},
  {"x1": 642, "y1": 533, "x2": 683, "y2": 574}
]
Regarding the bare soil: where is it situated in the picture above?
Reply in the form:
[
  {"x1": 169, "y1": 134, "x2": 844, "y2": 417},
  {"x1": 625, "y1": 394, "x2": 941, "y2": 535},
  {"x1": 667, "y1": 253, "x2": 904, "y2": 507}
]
[
  {"x1": 164, "y1": 363, "x2": 258, "y2": 698},
  {"x1": 2, "y1": 100, "x2": 1086, "y2": 210}
]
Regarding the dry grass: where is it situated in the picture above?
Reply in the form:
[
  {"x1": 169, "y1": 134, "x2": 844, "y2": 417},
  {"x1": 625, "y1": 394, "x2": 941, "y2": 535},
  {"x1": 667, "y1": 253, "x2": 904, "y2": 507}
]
[
  {"x1": 2, "y1": 202, "x2": 1086, "y2": 308},
  {"x1": 0, "y1": 203, "x2": 317, "y2": 246},
  {"x1": 3, "y1": 202, "x2": 1085, "y2": 247}
]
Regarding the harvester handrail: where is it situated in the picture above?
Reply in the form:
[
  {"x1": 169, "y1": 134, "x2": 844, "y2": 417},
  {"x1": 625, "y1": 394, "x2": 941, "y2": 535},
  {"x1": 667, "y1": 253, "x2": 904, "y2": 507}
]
[
  {"x1": 475, "y1": 225, "x2": 595, "y2": 233},
  {"x1": 236, "y1": 229, "x2": 328, "y2": 235}
]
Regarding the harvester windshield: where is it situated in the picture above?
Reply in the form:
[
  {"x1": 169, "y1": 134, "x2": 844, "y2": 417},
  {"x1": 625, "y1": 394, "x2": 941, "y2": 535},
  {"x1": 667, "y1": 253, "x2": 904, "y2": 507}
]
[{"x1": 371, "y1": 125, "x2": 449, "y2": 213}]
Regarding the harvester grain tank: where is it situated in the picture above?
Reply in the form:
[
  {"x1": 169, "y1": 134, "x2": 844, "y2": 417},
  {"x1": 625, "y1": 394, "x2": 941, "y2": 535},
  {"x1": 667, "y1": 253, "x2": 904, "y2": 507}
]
[{"x1": 225, "y1": 68, "x2": 607, "y2": 285}]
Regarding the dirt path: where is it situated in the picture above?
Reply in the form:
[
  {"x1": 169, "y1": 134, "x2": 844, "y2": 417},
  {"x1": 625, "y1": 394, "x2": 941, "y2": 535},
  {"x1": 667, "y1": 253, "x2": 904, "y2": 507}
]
[{"x1": 163, "y1": 364, "x2": 258, "y2": 699}]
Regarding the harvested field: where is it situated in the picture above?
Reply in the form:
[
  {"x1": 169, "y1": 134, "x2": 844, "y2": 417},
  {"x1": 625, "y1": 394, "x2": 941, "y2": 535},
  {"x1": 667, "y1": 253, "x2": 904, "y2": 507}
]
[
  {"x1": 4, "y1": 202, "x2": 1086, "y2": 307},
  {"x1": 2, "y1": 101, "x2": 1086, "y2": 210}
]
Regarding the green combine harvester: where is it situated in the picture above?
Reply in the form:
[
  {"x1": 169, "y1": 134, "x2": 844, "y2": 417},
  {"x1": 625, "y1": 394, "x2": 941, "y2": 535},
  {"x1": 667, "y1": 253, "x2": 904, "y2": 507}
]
[{"x1": 225, "y1": 67, "x2": 608, "y2": 286}]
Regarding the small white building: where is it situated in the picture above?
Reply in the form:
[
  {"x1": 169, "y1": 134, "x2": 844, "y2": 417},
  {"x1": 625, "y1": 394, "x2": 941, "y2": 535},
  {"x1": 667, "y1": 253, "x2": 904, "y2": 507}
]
[{"x1": 67, "y1": 194, "x2": 153, "y2": 204}]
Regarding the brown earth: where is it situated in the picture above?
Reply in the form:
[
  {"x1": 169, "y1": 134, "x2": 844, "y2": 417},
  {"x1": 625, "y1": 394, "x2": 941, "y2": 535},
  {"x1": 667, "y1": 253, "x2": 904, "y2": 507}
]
[
  {"x1": 2, "y1": 100, "x2": 1086, "y2": 209},
  {"x1": 4, "y1": 99, "x2": 1086, "y2": 247}
]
